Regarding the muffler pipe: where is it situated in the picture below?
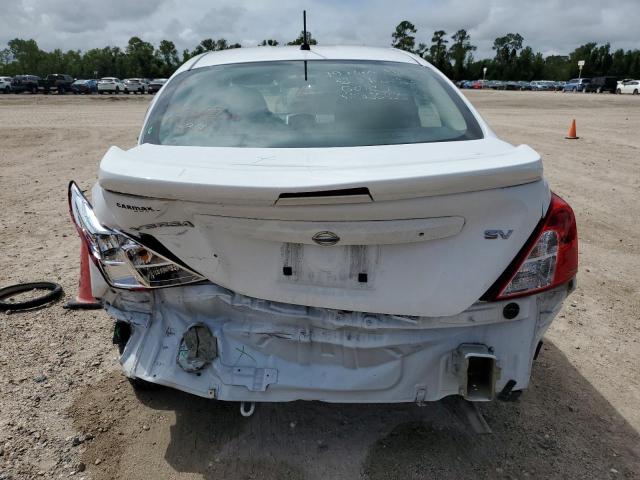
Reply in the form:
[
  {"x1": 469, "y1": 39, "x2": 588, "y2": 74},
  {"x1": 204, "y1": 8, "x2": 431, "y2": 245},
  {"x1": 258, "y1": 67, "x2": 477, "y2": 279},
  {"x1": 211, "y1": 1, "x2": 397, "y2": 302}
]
[{"x1": 456, "y1": 344, "x2": 499, "y2": 401}]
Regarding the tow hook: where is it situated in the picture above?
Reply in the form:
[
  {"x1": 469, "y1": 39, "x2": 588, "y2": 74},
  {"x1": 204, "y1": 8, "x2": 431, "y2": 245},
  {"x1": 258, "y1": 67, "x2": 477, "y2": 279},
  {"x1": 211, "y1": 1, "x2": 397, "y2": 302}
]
[{"x1": 239, "y1": 401, "x2": 256, "y2": 417}]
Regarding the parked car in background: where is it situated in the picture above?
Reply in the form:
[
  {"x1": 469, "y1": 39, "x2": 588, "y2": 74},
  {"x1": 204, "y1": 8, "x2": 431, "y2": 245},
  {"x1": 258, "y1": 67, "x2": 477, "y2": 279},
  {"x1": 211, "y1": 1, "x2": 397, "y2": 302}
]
[
  {"x1": 470, "y1": 79, "x2": 485, "y2": 89},
  {"x1": 617, "y1": 80, "x2": 639, "y2": 95},
  {"x1": 71, "y1": 79, "x2": 97, "y2": 94},
  {"x1": 98, "y1": 77, "x2": 125, "y2": 94},
  {"x1": 584, "y1": 76, "x2": 617, "y2": 93},
  {"x1": 123, "y1": 78, "x2": 146, "y2": 94},
  {"x1": 531, "y1": 80, "x2": 555, "y2": 91},
  {"x1": 147, "y1": 78, "x2": 167, "y2": 94},
  {"x1": 10, "y1": 75, "x2": 40, "y2": 94},
  {"x1": 517, "y1": 81, "x2": 532, "y2": 90},
  {"x1": 38, "y1": 74, "x2": 74, "y2": 94},
  {"x1": 456, "y1": 80, "x2": 470, "y2": 88},
  {"x1": 0, "y1": 76, "x2": 12, "y2": 93},
  {"x1": 504, "y1": 81, "x2": 521, "y2": 90},
  {"x1": 563, "y1": 78, "x2": 591, "y2": 92},
  {"x1": 69, "y1": 46, "x2": 578, "y2": 405},
  {"x1": 554, "y1": 81, "x2": 565, "y2": 91},
  {"x1": 486, "y1": 80, "x2": 505, "y2": 90}
]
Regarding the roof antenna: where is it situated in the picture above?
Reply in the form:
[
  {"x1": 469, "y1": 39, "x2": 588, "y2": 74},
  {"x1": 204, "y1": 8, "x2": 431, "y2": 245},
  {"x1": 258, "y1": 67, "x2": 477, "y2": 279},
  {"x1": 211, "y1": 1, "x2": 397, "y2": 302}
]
[{"x1": 300, "y1": 10, "x2": 310, "y2": 51}]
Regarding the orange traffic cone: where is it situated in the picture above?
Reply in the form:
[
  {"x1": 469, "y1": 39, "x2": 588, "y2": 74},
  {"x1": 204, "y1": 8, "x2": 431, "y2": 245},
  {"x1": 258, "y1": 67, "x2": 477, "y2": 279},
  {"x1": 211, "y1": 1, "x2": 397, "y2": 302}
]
[
  {"x1": 64, "y1": 240, "x2": 102, "y2": 309},
  {"x1": 565, "y1": 119, "x2": 579, "y2": 139}
]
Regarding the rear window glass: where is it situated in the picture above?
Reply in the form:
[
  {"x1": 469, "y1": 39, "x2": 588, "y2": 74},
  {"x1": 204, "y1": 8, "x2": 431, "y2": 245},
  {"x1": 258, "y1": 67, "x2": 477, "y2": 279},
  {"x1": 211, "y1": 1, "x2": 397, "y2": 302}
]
[{"x1": 142, "y1": 61, "x2": 483, "y2": 148}]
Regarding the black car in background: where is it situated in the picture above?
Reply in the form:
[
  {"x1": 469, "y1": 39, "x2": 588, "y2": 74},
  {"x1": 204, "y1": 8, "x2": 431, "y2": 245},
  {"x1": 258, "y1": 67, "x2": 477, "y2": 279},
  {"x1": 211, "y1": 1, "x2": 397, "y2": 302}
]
[
  {"x1": 147, "y1": 78, "x2": 167, "y2": 94},
  {"x1": 38, "y1": 74, "x2": 74, "y2": 94},
  {"x1": 10, "y1": 75, "x2": 40, "y2": 93},
  {"x1": 504, "y1": 81, "x2": 521, "y2": 90},
  {"x1": 584, "y1": 76, "x2": 618, "y2": 93}
]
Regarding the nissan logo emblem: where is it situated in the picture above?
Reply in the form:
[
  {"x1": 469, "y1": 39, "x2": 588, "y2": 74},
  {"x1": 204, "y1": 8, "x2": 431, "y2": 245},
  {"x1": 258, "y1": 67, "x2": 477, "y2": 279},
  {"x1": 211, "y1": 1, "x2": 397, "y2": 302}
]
[{"x1": 312, "y1": 231, "x2": 340, "y2": 246}]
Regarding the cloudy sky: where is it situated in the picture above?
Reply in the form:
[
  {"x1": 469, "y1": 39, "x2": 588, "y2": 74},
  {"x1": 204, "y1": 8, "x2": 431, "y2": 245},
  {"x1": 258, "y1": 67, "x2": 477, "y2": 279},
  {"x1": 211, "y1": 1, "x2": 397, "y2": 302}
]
[{"x1": 1, "y1": 0, "x2": 638, "y2": 58}]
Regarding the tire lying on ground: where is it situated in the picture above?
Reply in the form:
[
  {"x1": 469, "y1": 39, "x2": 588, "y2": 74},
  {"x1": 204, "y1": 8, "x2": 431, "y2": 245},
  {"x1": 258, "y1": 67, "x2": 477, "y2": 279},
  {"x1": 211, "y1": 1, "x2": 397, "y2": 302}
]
[{"x1": 0, "y1": 282, "x2": 63, "y2": 311}]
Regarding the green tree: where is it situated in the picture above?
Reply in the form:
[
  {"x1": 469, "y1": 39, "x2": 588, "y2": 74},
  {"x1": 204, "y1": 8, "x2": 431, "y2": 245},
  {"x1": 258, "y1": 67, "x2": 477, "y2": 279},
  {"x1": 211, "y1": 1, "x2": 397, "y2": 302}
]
[
  {"x1": 429, "y1": 30, "x2": 449, "y2": 73},
  {"x1": 448, "y1": 29, "x2": 476, "y2": 80},
  {"x1": 414, "y1": 42, "x2": 429, "y2": 58},
  {"x1": 0, "y1": 47, "x2": 10, "y2": 66},
  {"x1": 543, "y1": 55, "x2": 570, "y2": 80},
  {"x1": 126, "y1": 37, "x2": 155, "y2": 77},
  {"x1": 516, "y1": 46, "x2": 534, "y2": 80},
  {"x1": 492, "y1": 33, "x2": 524, "y2": 78},
  {"x1": 259, "y1": 39, "x2": 279, "y2": 46},
  {"x1": 391, "y1": 21, "x2": 416, "y2": 52},
  {"x1": 192, "y1": 38, "x2": 240, "y2": 56},
  {"x1": 609, "y1": 48, "x2": 628, "y2": 77},
  {"x1": 531, "y1": 52, "x2": 545, "y2": 79},
  {"x1": 287, "y1": 31, "x2": 317, "y2": 46},
  {"x1": 196, "y1": 38, "x2": 216, "y2": 54},
  {"x1": 8, "y1": 38, "x2": 42, "y2": 74},
  {"x1": 181, "y1": 49, "x2": 192, "y2": 63},
  {"x1": 567, "y1": 42, "x2": 597, "y2": 77},
  {"x1": 63, "y1": 50, "x2": 83, "y2": 77},
  {"x1": 156, "y1": 40, "x2": 179, "y2": 77}
]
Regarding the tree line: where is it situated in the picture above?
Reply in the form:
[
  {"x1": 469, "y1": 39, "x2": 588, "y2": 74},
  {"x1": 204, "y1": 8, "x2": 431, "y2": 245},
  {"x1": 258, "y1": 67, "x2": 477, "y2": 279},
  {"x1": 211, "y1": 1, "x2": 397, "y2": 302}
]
[
  {"x1": 391, "y1": 21, "x2": 640, "y2": 81},
  {"x1": 0, "y1": 31, "x2": 315, "y2": 79},
  {"x1": 1, "y1": 23, "x2": 639, "y2": 81}
]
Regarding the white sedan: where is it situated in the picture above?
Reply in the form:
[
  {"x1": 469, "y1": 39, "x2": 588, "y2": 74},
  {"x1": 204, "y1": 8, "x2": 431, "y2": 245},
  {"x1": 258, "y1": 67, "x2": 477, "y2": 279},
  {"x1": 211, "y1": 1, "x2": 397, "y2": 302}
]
[
  {"x1": 617, "y1": 80, "x2": 639, "y2": 95},
  {"x1": 97, "y1": 77, "x2": 124, "y2": 94},
  {"x1": 68, "y1": 46, "x2": 578, "y2": 407}
]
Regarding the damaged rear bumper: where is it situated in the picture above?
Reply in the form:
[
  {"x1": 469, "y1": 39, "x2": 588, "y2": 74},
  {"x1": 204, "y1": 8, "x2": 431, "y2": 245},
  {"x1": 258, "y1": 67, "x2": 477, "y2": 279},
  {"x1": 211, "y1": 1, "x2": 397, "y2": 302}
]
[{"x1": 103, "y1": 282, "x2": 571, "y2": 403}]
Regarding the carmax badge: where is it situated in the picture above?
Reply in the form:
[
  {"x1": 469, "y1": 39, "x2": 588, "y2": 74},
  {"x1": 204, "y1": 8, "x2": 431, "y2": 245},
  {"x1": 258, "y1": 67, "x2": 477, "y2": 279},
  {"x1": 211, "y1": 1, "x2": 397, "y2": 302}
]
[{"x1": 312, "y1": 231, "x2": 340, "y2": 246}]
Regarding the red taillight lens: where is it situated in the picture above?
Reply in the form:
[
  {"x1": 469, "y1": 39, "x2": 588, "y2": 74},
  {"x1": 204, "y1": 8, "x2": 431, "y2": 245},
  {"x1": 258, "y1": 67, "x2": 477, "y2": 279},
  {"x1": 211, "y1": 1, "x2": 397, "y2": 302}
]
[{"x1": 483, "y1": 192, "x2": 578, "y2": 300}]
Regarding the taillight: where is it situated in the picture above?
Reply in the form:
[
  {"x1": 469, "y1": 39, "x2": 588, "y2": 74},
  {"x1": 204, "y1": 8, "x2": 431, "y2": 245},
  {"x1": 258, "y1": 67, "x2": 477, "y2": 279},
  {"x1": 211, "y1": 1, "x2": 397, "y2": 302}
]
[
  {"x1": 68, "y1": 181, "x2": 205, "y2": 289},
  {"x1": 483, "y1": 192, "x2": 578, "y2": 300}
]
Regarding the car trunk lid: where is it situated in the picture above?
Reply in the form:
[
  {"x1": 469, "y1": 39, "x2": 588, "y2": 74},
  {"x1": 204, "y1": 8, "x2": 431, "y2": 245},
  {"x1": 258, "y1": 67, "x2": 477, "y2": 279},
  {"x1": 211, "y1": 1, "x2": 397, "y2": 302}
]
[{"x1": 94, "y1": 139, "x2": 547, "y2": 316}]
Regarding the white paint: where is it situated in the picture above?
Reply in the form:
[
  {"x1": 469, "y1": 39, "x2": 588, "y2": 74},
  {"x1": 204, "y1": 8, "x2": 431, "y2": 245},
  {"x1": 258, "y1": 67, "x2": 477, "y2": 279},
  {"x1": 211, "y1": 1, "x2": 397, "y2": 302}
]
[
  {"x1": 107, "y1": 283, "x2": 568, "y2": 402},
  {"x1": 93, "y1": 178, "x2": 548, "y2": 317},
  {"x1": 618, "y1": 79, "x2": 639, "y2": 94},
  {"x1": 99, "y1": 140, "x2": 542, "y2": 205}
]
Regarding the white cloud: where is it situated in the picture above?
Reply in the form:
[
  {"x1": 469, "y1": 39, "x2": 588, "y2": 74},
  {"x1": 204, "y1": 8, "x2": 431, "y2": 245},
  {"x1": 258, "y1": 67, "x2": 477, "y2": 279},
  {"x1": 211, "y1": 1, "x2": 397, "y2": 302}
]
[{"x1": 0, "y1": 0, "x2": 638, "y2": 58}]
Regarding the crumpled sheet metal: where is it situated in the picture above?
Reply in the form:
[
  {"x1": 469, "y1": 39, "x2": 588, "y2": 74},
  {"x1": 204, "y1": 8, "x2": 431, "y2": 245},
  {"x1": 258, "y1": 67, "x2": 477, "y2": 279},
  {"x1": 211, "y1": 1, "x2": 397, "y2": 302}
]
[{"x1": 103, "y1": 283, "x2": 567, "y2": 402}]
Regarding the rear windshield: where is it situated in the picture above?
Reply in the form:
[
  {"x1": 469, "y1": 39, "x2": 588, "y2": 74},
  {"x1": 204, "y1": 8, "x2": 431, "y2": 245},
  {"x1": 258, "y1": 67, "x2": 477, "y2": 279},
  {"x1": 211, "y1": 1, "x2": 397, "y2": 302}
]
[{"x1": 142, "y1": 60, "x2": 483, "y2": 148}]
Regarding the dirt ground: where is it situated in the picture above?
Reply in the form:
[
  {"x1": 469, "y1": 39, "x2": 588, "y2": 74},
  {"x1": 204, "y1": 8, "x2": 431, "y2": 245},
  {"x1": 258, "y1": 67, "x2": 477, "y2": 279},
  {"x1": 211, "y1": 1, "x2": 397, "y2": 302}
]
[{"x1": 0, "y1": 91, "x2": 638, "y2": 480}]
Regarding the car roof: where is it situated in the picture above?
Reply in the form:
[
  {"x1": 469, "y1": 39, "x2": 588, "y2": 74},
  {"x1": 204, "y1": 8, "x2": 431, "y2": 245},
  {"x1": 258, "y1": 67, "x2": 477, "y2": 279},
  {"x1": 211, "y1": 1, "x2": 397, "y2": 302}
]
[{"x1": 189, "y1": 46, "x2": 421, "y2": 70}]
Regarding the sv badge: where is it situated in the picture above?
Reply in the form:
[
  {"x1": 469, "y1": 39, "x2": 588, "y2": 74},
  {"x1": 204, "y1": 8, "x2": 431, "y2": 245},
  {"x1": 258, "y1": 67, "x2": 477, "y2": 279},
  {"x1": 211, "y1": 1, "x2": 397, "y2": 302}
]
[{"x1": 484, "y1": 229, "x2": 513, "y2": 240}]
